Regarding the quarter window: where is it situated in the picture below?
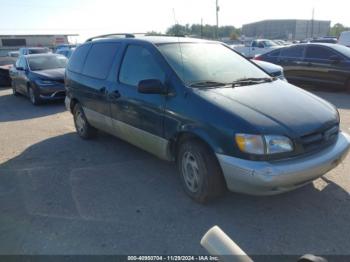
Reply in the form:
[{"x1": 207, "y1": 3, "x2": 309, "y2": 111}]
[
  {"x1": 82, "y1": 43, "x2": 120, "y2": 79},
  {"x1": 119, "y1": 45, "x2": 165, "y2": 86},
  {"x1": 68, "y1": 44, "x2": 91, "y2": 73},
  {"x1": 305, "y1": 46, "x2": 337, "y2": 60}
]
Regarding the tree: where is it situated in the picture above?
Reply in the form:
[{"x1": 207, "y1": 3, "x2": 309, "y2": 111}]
[
  {"x1": 330, "y1": 23, "x2": 350, "y2": 37},
  {"x1": 166, "y1": 23, "x2": 240, "y2": 39}
]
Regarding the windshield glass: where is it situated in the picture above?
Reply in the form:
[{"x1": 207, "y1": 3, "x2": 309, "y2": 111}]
[
  {"x1": 28, "y1": 48, "x2": 49, "y2": 54},
  {"x1": 157, "y1": 43, "x2": 269, "y2": 85},
  {"x1": 263, "y1": 40, "x2": 278, "y2": 47},
  {"x1": 27, "y1": 55, "x2": 67, "y2": 71}
]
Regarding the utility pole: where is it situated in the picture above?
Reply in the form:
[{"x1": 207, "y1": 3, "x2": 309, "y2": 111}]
[
  {"x1": 216, "y1": 0, "x2": 220, "y2": 39},
  {"x1": 201, "y1": 18, "x2": 203, "y2": 39},
  {"x1": 311, "y1": 8, "x2": 315, "y2": 39}
]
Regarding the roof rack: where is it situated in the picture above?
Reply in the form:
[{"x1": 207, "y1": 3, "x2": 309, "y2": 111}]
[
  {"x1": 85, "y1": 33, "x2": 187, "y2": 42},
  {"x1": 85, "y1": 33, "x2": 146, "y2": 42}
]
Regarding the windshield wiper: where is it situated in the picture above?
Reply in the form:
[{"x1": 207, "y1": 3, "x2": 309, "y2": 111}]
[
  {"x1": 231, "y1": 77, "x2": 276, "y2": 87},
  {"x1": 188, "y1": 81, "x2": 228, "y2": 88}
]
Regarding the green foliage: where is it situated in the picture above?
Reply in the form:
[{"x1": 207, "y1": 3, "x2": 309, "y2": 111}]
[
  {"x1": 166, "y1": 24, "x2": 241, "y2": 39},
  {"x1": 330, "y1": 23, "x2": 350, "y2": 37}
]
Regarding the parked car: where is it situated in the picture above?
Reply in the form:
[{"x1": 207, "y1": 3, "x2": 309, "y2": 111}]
[
  {"x1": 10, "y1": 54, "x2": 67, "y2": 105},
  {"x1": 65, "y1": 35, "x2": 350, "y2": 203},
  {"x1": 338, "y1": 31, "x2": 350, "y2": 47},
  {"x1": 0, "y1": 56, "x2": 16, "y2": 87},
  {"x1": 8, "y1": 51, "x2": 19, "y2": 58},
  {"x1": 252, "y1": 60, "x2": 286, "y2": 81},
  {"x1": 231, "y1": 39, "x2": 281, "y2": 58},
  {"x1": 255, "y1": 43, "x2": 350, "y2": 91},
  {"x1": 56, "y1": 48, "x2": 75, "y2": 59},
  {"x1": 18, "y1": 47, "x2": 50, "y2": 56},
  {"x1": 310, "y1": 38, "x2": 338, "y2": 44}
]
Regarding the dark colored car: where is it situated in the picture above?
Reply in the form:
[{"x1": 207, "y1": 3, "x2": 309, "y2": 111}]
[
  {"x1": 11, "y1": 54, "x2": 67, "y2": 105},
  {"x1": 65, "y1": 35, "x2": 350, "y2": 203},
  {"x1": 255, "y1": 43, "x2": 350, "y2": 91}
]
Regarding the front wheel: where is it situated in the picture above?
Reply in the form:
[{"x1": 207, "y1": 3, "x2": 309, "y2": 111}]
[
  {"x1": 177, "y1": 140, "x2": 226, "y2": 203},
  {"x1": 28, "y1": 86, "x2": 40, "y2": 105},
  {"x1": 73, "y1": 103, "x2": 97, "y2": 139},
  {"x1": 12, "y1": 82, "x2": 19, "y2": 96}
]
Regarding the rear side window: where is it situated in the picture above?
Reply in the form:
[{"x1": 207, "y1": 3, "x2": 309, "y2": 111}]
[
  {"x1": 82, "y1": 43, "x2": 120, "y2": 79},
  {"x1": 305, "y1": 46, "x2": 337, "y2": 60},
  {"x1": 68, "y1": 44, "x2": 91, "y2": 73},
  {"x1": 119, "y1": 45, "x2": 165, "y2": 86},
  {"x1": 267, "y1": 49, "x2": 281, "y2": 57},
  {"x1": 280, "y1": 46, "x2": 305, "y2": 58}
]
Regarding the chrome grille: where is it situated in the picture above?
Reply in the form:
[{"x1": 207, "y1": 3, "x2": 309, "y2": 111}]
[{"x1": 301, "y1": 125, "x2": 339, "y2": 152}]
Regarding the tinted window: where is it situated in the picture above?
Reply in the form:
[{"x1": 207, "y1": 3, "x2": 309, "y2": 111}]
[
  {"x1": 305, "y1": 46, "x2": 337, "y2": 60},
  {"x1": 68, "y1": 44, "x2": 91, "y2": 73},
  {"x1": 267, "y1": 49, "x2": 281, "y2": 57},
  {"x1": 27, "y1": 55, "x2": 67, "y2": 71},
  {"x1": 28, "y1": 48, "x2": 49, "y2": 54},
  {"x1": 119, "y1": 45, "x2": 165, "y2": 86},
  {"x1": 280, "y1": 46, "x2": 305, "y2": 58},
  {"x1": 158, "y1": 43, "x2": 268, "y2": 85},
  {"x1": 82, "y1": 43, "x2": 120, "y2": 79}
]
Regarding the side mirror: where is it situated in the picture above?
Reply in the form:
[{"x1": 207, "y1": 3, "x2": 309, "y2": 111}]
[{"x1": 138, "y1": 79, "x2": 166, "y2": 95}]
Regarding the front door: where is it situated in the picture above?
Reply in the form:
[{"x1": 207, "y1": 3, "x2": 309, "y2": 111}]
[{"x1": 109, "y1": 44, "x2": 169, "y2": 159}]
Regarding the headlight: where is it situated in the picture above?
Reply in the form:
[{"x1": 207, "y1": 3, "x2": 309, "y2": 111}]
[
  {"x1": 35, "y1": 79, "x2": 55, "y2": 86},
  {"x1": 235, "y1": 134, "x2": 293, "y2": 155}
]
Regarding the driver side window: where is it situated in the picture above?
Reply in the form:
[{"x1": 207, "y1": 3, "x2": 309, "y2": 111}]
[{"x1": 119, "y1": 45, "x2": 165, "y2": 87}]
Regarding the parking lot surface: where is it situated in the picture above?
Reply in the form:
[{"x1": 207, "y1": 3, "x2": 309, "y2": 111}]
[{"x1": 0, "y1": 87, "x2": 350, "y2": 255}]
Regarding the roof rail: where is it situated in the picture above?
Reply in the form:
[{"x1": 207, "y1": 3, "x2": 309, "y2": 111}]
[{"x1": 85, "y1": 33, "x2": 146, "y2": 42}]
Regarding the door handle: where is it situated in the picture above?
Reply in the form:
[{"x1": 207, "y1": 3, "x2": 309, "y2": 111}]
[
  {"x1": 99, "y1": 86, "x2": 106, "y2": 93},
  {"x1": 109, "y1": 90, "x2": 121, "y2": 100}
]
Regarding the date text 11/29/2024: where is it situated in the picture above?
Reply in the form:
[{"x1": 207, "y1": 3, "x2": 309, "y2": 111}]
[{"x1": 127, "y1": 256, "x2": 219, "y2": 261}]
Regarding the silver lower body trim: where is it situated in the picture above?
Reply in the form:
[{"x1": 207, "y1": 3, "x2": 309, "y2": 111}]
[
  {"x1": 83, "y1": 107, "x2": 171, "y2": 161},
  {"x1": 217, "y1": 132, "x2": 350, "y2": 195}
]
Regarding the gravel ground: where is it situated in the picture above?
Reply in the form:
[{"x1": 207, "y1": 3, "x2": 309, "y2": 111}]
[{"x1": 0, "y1": 87, "x2": 349, "y2": 256}]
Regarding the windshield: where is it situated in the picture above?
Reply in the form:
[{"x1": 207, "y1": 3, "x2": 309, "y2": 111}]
[
  {"x1": 158, "y1": 43, "x2": 269, "y2": 86},
  {"x1": 27, "y1": 55, "x2": 67, "y2": 71},
  {"x1": 28, "y1": 48, "x2": 49, "y2": 54},
  {"x1": 263, "y1": 40, "x2": 278, "y2": 47}
]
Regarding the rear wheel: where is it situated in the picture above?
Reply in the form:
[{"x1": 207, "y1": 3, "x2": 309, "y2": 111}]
[
  {"x1": 346, "y1": 79, "x2": 350, "y2": 93},
  {"x1": 73, "y1": 103, "x2": 97, "y2": 139},
  {"x1": 28, "y1": 86, "x2": 40, "y2": 105},
  {"x1": 177, "y1": 139, "x2": 226, "y2": 203}
]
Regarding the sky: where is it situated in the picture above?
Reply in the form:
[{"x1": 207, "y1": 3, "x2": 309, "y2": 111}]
[{"x1": 0, "y1": 0, "x2": 349, "y2": 42}]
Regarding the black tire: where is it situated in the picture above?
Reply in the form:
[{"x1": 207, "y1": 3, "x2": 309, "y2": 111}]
[
  {"x1": 73, "y1": 103, "x2": 97, "y2": 139},
  {"x1": 12, "y1": 81, "x2": 19, "y2": 96},
  {"x1": 177, "y1": 139, "x2": 226, "y2": 203},
  {"x1": 346, "y1": 79, "x2": 350, "y2": 93},
  {"x1": 28, "y1": 86, "x2": 41, "y2": 105}
]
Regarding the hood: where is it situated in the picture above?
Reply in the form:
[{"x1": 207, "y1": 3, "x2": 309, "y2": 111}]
[
  {"x1": 31, "y1": 68, "x2": 65, "y2": 80},
  {"x1": 196, "y1": 81, "x2": 339, "y2": 138},
  {"x1": 252, "y1": 60, "x2": 282, "y2": 74}
]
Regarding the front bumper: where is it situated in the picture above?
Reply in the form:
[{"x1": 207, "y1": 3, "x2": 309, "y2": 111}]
[
  {"x1": 217, "y1": 132, "x2": 350, "y2": 195},
  {"x1": 37, "y1": 84, "x2": 65, "y2": 100}
]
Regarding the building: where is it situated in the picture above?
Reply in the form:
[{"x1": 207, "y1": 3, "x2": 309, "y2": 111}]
[
  {"x1": 242, "y1": 19, "x2": 331, "y2": 40},
  {"x1": 0, "y1": 34, "x2": 77, "y2": 56}
]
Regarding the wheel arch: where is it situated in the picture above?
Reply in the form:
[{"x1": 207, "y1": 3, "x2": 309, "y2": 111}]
[{"x1": 169, "y1": 128, "x2": 223, "y2": 162}]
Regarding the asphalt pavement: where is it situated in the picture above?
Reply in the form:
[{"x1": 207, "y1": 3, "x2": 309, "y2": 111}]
[{"x1": 0, "y1": 87, "x2": 350, "y2": 256}]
